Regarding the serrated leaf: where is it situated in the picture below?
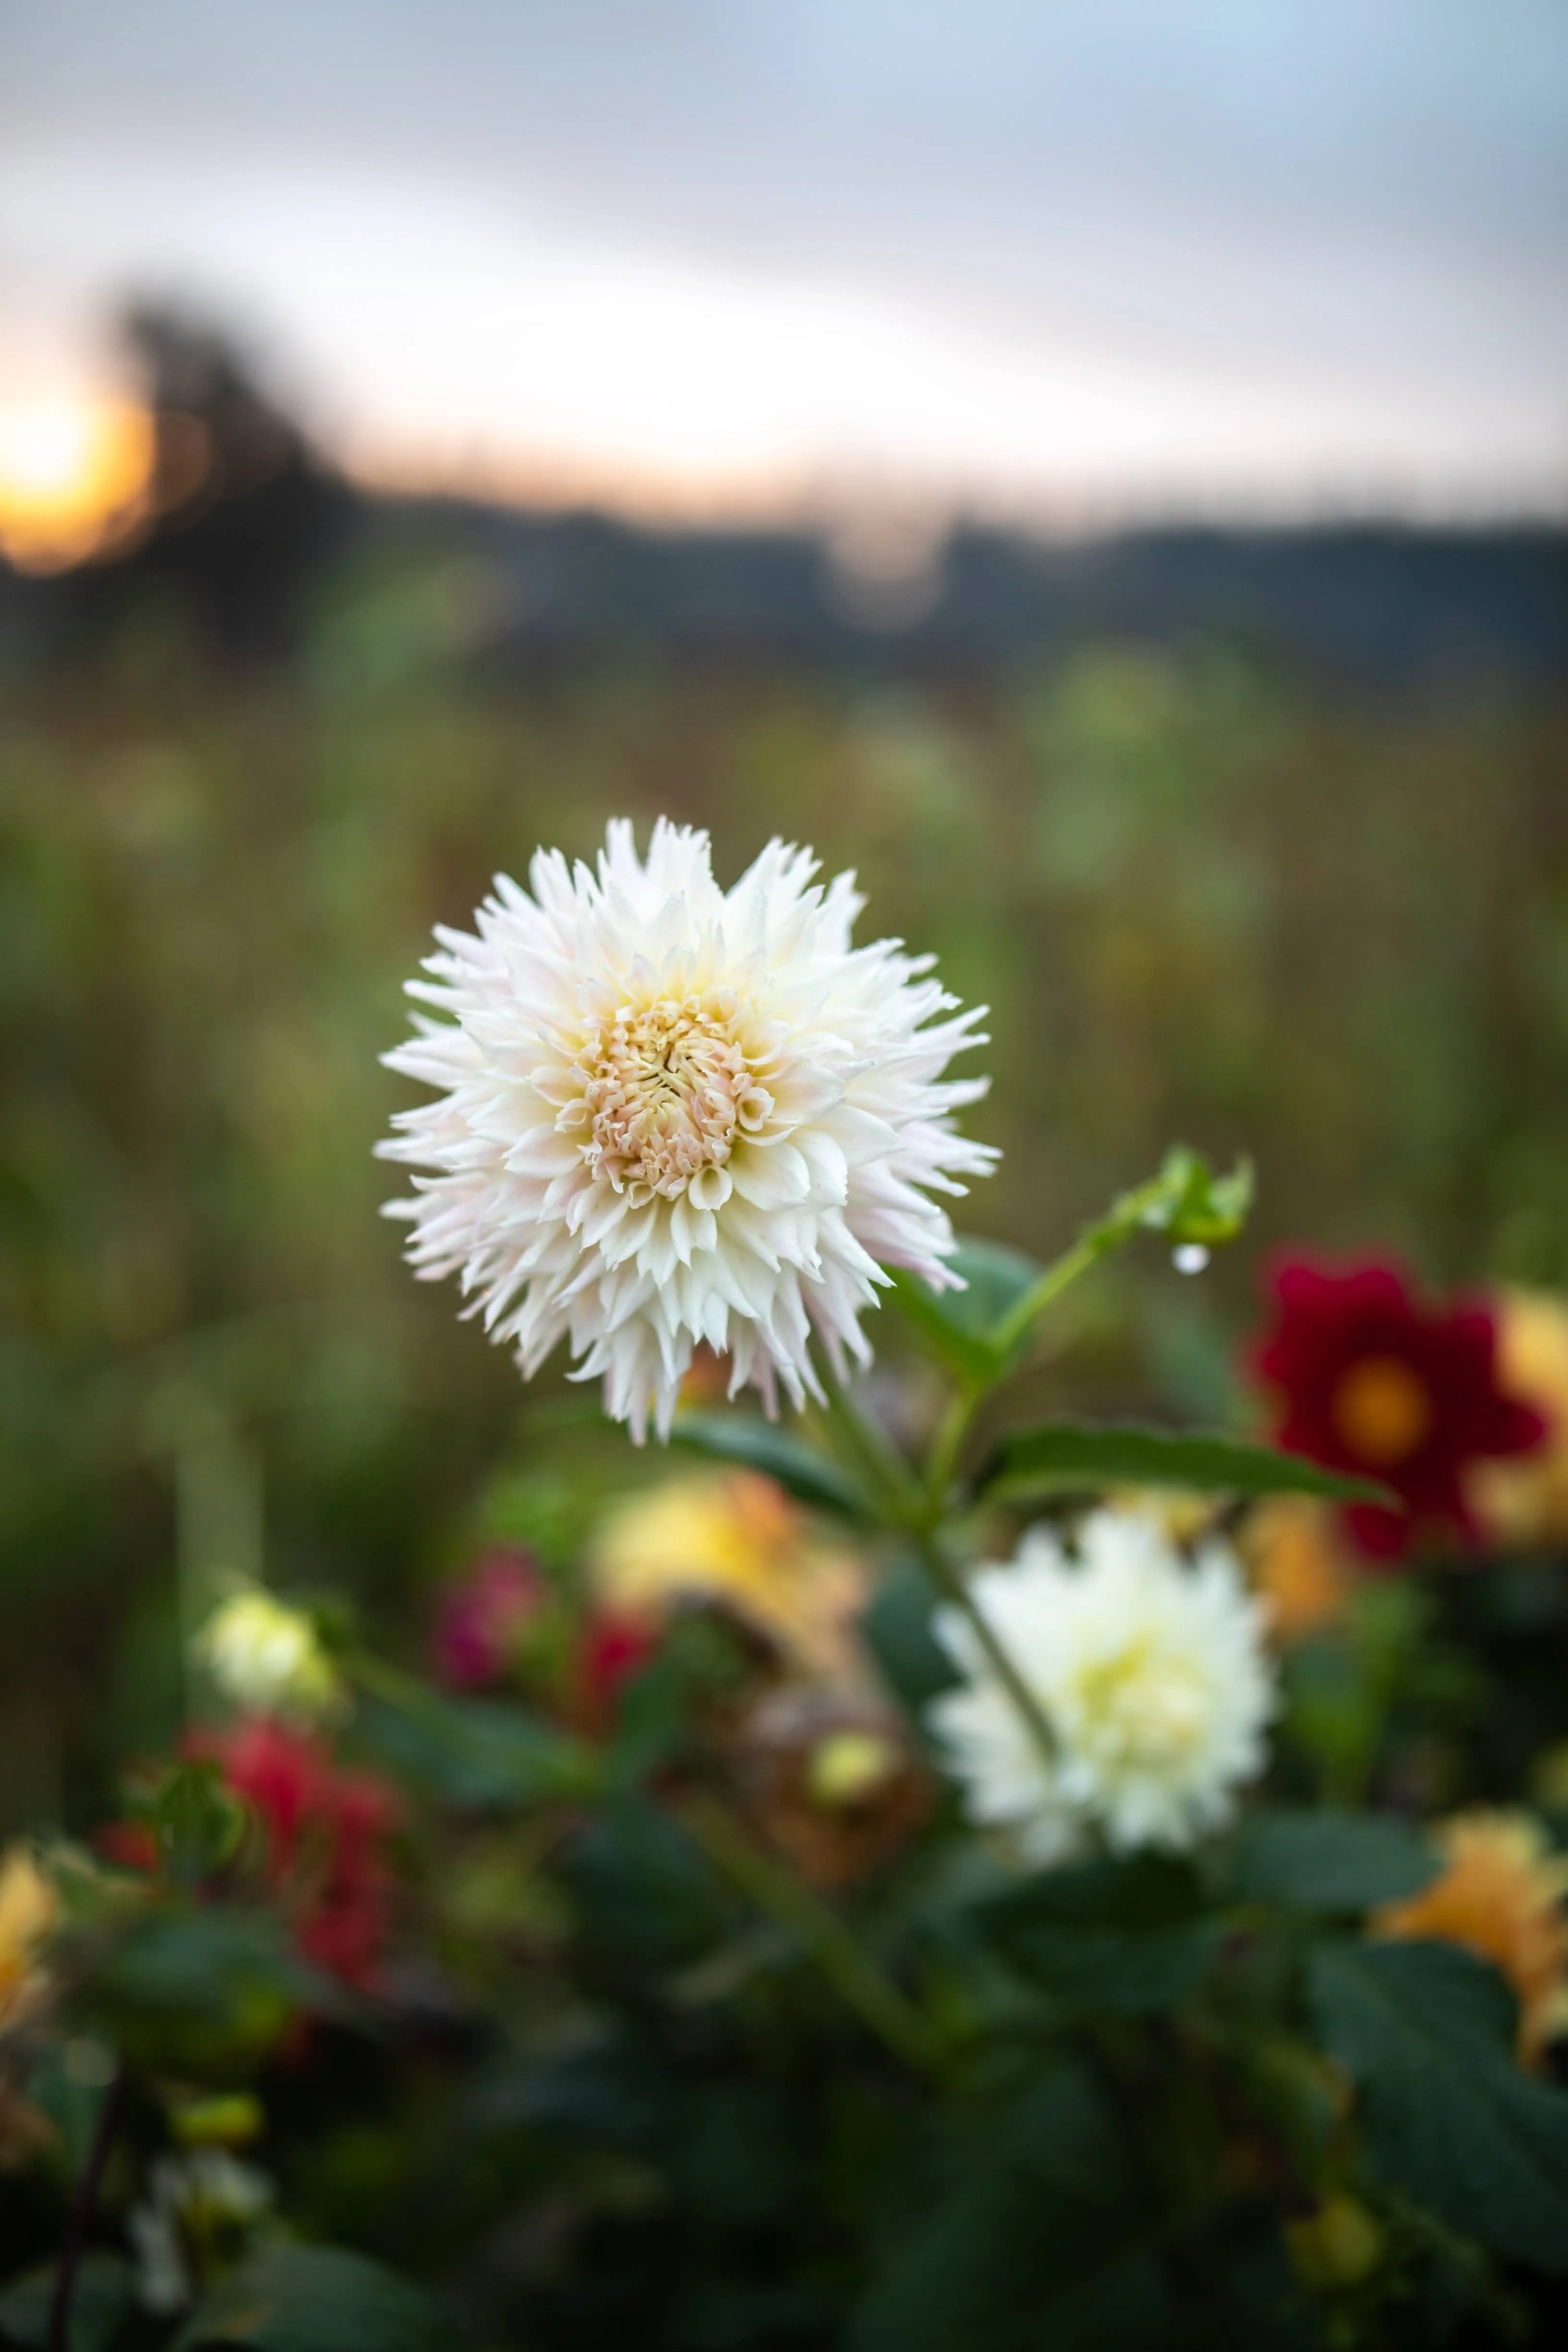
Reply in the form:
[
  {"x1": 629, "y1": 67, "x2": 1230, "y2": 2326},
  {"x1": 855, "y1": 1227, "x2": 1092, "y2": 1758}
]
[
  {"x1": 977, "y1": 1422, "x2": 1394, "y2": 1506},
  {"x1": 170, "y1": 2245, "x2": 458, "y2": 2352},
  {"x1": 1233, "y1": 1809, "x2": 1438, "y2": 1913},
  {"x1": 669, "y1": 1411, "x2": 873, "y2": 1520},
  {"x1": 1308, "y1": 1939, "x2": 1568, "y2": 2270},
  {"x1": 889, "y1": 1238, "x2": 1044, "y2": 1387},
  {"x1": 978, "y1": 1855, "x2": 1222, "y2": 2016},
  {"x1": 0, "y1": 2254, "x2": 133, "y2": 2352},
  {"x1": 355, "y1": 1689, "x2": 596, "y2": 1812}
]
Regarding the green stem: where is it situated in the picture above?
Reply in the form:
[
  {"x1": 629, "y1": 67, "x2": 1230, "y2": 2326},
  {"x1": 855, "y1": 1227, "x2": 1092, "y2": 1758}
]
[
  {"x1": 817, "y1": 1358, "x2": 926, "y2": 1525},
  {"x1": 916, "y1": 1533, "x2": 1059, "y2": 1777},
  {"x1": 679, "y1": 1789, "x2": 948, "y2": 2082},
  {"x1": 989, "y1": 1227, "x2": 1110, "y2": 1361},
  {"x1": 924, "y1": 1383, "x2": 982, "y2": 1514}
]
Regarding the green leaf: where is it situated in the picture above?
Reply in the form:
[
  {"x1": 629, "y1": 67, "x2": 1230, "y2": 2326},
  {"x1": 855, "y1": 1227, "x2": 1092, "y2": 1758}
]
[
  {"x1": 94, "y1": 1909, "x2": 329, "y2": 2072},
  {"x1": 132, "y1": 1760, "x2": 249, "y2": 1890},
  {"x1": 977, "y1": 1855, "x2": 1222, "y2": 2016},
  {"x1": 888, "y1": 1238, "x2": 1043, "y2": 1387},
  {"x1": 0, "y1": 2254, "x2": 133, "y2": 2352},
  {"x1": 860, "y1": 1555, "x2": 958, "y2": 1712},
  {"x1": 850, "y1": 2055, "x2": 1171, "y2": 2352},
  {"x1": 171, "y1": 2245, "x2": 459, "y2": 2351},
  {"x1": 669, "y1": 1410, "x2": 873, "y2": 1520},
  {"x1": 1308, "y1": 1939, "x2": 1568, "y2": 2270},
  {"x1": 977, "y1": 1422, "x2": 1394, "y2": 1506},
  {"x1": 355, "y1": 1688, "x2": 596, "y2": 1812},
  {"x1": 1232, "y1": 1809, "x2": 1438, "y2": 1913}
]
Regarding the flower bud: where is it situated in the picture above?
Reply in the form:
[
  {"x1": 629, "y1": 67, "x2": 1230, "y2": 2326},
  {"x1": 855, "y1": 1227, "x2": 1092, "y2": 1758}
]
[
  {"x1": 1285, "y1": 2194, "x2": 1386, "y2": 2291},
  {"x1": 195, "y1": 1590, "x2": 340, "y2": 1725}
]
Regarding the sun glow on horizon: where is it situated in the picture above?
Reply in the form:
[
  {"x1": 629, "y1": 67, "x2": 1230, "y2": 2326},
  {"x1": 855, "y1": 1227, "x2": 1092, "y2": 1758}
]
[{"x1": 0, "y1": 396, "x2": 154, "y2": 572}]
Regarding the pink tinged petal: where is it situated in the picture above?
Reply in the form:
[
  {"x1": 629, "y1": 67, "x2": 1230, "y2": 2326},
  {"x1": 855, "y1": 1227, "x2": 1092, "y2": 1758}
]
[{"x1": 502, "y1": 1128, "x2": 581, "y2": 1178}]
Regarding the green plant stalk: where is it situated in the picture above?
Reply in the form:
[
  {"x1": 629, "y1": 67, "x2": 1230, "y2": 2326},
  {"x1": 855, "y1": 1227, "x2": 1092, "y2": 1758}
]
[
  {"x1": 679, "y1": 1789, "x2": 949, "y2": 2082},
  {"x1": 915, "y1": 1531, "x2": 1060, "y2": 1774},
  {"x1": 988, "y1": 1224, "x2": 1121, "y2": 1363},
  {"x1": 924, "y1": 1381, "x2": 982, "y2": 1512},
  {"x1": 817, "y1": 1358, "x2": 927, "y2": 1524}
]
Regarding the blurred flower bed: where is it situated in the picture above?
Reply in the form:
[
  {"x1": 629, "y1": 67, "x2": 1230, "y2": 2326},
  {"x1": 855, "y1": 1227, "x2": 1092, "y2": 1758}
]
[{"x1": 3, "y1": 642, "x2": 1568, "y2": 2349}]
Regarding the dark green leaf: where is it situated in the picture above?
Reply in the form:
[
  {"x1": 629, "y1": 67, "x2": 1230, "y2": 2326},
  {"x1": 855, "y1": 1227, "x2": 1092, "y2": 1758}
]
[
  {"x1": 136, "y1": 1760, "x2": 249, "y2": 1889},
  {"x1": 851, "y1": 2055, "x2": 1170, "y2": 2352},
  {"x1": 977, "y1": 1421, "x2": 1394, "y2": 1506},
  {"x1": 669, "y1": 1411, "x2": 873, "y2": 1520},
  {"x1": 978, "y1": 1855, "x2": 1222, "y2": 2015},
  {"x1": 1233, "y1": 1809, "x2": 1438, "y2": 1913},
  {"x1": 860, "y1": 1554, "x2": 958, "y2": 1712},
  {"x1": 171, "y1": 2245, "x2": 459, "y2": 2352},
  {"x1": 1308, "y1": 1939, "x2": 1568, "y2": 2269},
  {"x1": 94, "y1": 1910, "x2": 329, "y2": 2071},
  {"x1": 888, "y1": 1238, "x2": 1043, "y2": 1387},
  {"x1": 0, "y1": 2254, "x2": 133, "y2": 2352},
  {"x1": 354, "y1": 1689, "x2": 596, "y2": 1811}
]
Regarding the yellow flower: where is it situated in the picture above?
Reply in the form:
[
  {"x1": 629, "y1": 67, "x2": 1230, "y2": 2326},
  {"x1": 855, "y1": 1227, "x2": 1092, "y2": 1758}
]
[
  {"x1": 1468, "y1": 1289, "x2": 1568, "y2": 1549},
  {"x1": 0, "y1": 1845, "x2": 58, "y2": 2037},
  {"x1": 1372, "y1": 1810, "x2": 1568, "y2": 2066},
  {"x1": 1240, "y1": 1497, "x2": 1354, "y2": 1647},
  {"x1": 589, "y1": 1470, "x2": 868, "y2": 1678}
]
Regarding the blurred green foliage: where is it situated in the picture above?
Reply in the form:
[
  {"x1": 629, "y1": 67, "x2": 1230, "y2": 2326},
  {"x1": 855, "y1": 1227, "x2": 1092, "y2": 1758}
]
[{"x1": 3, "y1": 582, "x2": 1567, "y2": 1825}]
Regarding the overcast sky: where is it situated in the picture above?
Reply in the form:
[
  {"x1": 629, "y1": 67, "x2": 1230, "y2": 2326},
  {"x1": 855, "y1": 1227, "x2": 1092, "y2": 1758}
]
[{"x1": 2, "y1": 0, "x2": 1565, "y2": 520}]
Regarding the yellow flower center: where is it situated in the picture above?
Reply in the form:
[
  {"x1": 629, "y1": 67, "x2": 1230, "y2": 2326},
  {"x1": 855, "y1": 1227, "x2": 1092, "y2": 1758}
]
[
  {"x1": 1072, "y1": 1640, "x2": 1211, "y2": 1768},
  {"x1": 1331, "y1": 1355, "x2": 1433, "y2": 1466},
  {"x1": 567, "y1": 989, "x2": 773, "y2": 1204}
]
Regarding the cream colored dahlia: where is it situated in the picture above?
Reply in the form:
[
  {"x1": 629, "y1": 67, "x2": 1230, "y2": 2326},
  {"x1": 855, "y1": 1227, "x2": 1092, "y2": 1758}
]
[
  {"x1": 929, "y1": 1510, "x2": 1276, "y2": 1863},
  {"x1": 380, "y1": 820, "x2": 993, "y2": 1437}
]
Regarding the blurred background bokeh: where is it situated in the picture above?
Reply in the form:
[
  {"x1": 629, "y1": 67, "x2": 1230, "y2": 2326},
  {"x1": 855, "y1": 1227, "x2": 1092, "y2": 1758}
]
[{"x1": 2, "y1": 1, "x2": 1565, "y2": 1833}]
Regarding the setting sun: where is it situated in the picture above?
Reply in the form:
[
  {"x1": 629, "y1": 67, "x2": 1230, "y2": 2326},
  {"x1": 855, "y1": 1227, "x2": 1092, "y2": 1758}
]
[{"x1": 0, "y1": 397, "x2": 154, "y2": 572}]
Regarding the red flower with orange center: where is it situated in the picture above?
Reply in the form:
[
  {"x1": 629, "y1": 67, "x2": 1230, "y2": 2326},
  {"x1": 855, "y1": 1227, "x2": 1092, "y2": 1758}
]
[{"x1": 1252, "y1": 1256, "x2": 1545, "y2": 1561}]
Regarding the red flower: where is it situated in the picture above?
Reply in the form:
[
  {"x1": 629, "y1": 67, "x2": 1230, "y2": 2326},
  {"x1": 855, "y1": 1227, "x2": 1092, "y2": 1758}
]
[
  {"x1": 193, "y1": 1722, "x2": 400, "y2": 1989},
  {"x1": 433, "y1": 1547, "x2": 546, "y2": 1691},
  {"x1": 1252, "y1": 1255, "x2": 1546, "y2": 1562},
  {"x1": 574, "y1": 1612, "x2": 659, "y2": 1735}
]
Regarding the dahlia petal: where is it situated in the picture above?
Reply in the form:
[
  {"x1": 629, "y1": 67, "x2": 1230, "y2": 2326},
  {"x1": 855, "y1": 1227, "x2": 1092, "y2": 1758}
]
[{"x1": 382, "y1": 819, "x2": 994, "y2": 1434}]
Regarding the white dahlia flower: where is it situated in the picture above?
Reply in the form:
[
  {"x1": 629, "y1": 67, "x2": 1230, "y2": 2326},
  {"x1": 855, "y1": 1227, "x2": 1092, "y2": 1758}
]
[
  {"x1": 380, "y1": 819, "x2": 994, "y2": 1438},
  {"x1": 929, "y1": 1509, "x2": 1276, "y2": 1863}
]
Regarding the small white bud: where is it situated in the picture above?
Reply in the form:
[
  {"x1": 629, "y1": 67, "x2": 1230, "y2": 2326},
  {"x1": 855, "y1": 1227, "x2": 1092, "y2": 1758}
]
[{"x1": 195, "y1": 1589, "x2": 340, "y2": 1724}]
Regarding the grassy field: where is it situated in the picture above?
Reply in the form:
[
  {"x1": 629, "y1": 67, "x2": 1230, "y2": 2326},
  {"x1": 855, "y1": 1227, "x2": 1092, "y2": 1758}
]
[{"x1": 3, "y1": 597, "x2": 1567, "y2": 1821}]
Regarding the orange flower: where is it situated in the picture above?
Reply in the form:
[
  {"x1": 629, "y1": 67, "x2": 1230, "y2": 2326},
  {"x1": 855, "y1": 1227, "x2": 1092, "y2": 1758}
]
[
  {"x1": 1468, "y1": 1289, "x2": 1568, "y2": 1550},
  {"x1": 1240, "y1": 1498, "x2": 1354, "y2": 1647},
  {"x1": 1372, "y1": 1810, "x2": 1568, "y2": 2065}
]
